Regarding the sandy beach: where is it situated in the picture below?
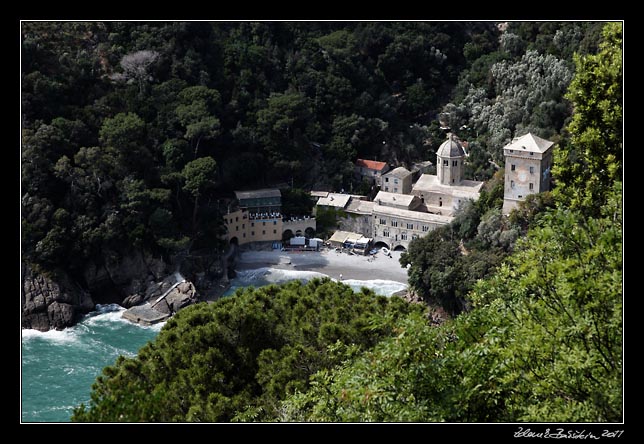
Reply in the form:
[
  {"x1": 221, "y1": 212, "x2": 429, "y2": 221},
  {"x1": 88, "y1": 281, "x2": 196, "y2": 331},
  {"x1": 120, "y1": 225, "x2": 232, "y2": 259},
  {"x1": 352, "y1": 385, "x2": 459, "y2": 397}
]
[{"x1": 235, "y1": 248, "x2": 409, "y2": 284}]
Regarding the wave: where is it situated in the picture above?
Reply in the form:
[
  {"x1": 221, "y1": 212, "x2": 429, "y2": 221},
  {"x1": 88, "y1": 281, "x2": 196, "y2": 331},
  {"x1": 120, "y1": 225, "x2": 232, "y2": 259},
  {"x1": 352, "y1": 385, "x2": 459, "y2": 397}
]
[
  {"x1": 341, "y1": 279, "x2": 408, "y2": 297},
  {"x1": 231, "y1": 268, "x2": 406, "y2": 297},
  {"x1": 234, "y1": 267, "x2": 329, "y2": 285},
  {"x1": 21, "y1": 327, "x2": 78, "y2": 344}
]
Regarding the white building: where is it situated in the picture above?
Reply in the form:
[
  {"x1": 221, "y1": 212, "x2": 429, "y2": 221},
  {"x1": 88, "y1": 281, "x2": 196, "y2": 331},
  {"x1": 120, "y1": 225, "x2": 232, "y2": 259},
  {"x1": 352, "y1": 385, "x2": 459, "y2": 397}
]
[
  {"x1": 501, "y1": 133, "x2": 554, "y2": 214},
  {"x1": 412, "y1": 134, "x2": 484, "y2": 216}
]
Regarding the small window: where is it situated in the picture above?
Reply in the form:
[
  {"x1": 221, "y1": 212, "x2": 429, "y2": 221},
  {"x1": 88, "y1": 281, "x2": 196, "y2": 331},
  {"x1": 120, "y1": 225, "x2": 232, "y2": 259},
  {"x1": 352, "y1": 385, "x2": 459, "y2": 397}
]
[
  {"x1": 443, "y1": 160, "x2": 449, "y2": 166},
  {"x1": 530, "y1": 152, "x2": 534, "y2": 156},
  {"x1": 251, "y1": 231, "x2": 255, "y2": 236},
  {"x1": 511, "y1": 180, "x2": 515, "y2": 189},
  {"x1": 422, "y1": 225, "x2": 429, "y2": 232},
  {"x1": 391, "y1": 220, "x2": 398, "y2": 227},
  {"x1": 407, "y1": 223, "x2": 414, "y2": 229},
  {"x1": 235, "y1": 216, "x2": 239, "y2": 222},
  {"x1": 273, "y1": 229, "x2": 277, "y2": 234},
  {"x1": 385, "y1": 177, "x2": 389, "y2": 182},
  {"x1": 380, "y1": 218, "x2": 386, "y2": 225},
  {"x1": 383, "y1": 230, "x2": 390, "y2": 237},
  {"x1": 393, "y1": 187, "x2": 398, "y2": 193},
  {"x1": 263, "y1": 221, "x2": 266, "y2": 226},
  {"x1": 385, "y1": 186, "x2": 389, "y2": 191},
  {"x1": 529, "y1": 183, "x2": 534, "y2": 191},
  {"x1": 394, "y1": 178, "x2": 398, "y2": 184},
  {"x1": 452, "y1": 160, "x2": 458, "y2": 166},
  {"x1": 251, "y1": 222, "x2": 255, "y2": 227},
  {"x1": 273, "y1": 220, "x2": 277, "y2": 225},
  {"x1": 236, "y1": 226, "x2": 239, "y2": 231},
  {"x1": 401, "y1": 233, "x2": 408, "y2": 240},
  {"x1": 243, "y1": 233, "x2": 246, "y2": 238},
  {"x1": 511, "y1": 164, "x2": 516, "y2": 171},
  {"x1": 530, "y1": 166, "x2": 534, "y2": 174},
  {"x1": 262, "y1": 230, "x2": 266, "y2": 235},
  {"x1": 242, "y1": 224, "x2": 245, "y2": 229}
]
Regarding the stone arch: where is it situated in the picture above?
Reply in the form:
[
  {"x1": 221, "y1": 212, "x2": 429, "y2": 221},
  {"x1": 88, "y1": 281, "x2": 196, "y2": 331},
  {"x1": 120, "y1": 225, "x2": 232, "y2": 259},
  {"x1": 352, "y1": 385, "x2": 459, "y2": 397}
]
[
  {"x1": 282, "y1": 229, "x2": 294, "y2": 242},
  {"x1": 373, "y1": 241, "x2": 390, "y2": 250},
  {"x1": 304, "y1": 227, "x2": 315, "y2": 238},
  {"x1": 229, "y1": 236, "x2": 239, "y2": 246},
  {"x1": 295, "y1": 229, "x2": 303, "y2": 237},
  {"x1": 393, "y1": 245, "x2": 406, "y2": 252}
]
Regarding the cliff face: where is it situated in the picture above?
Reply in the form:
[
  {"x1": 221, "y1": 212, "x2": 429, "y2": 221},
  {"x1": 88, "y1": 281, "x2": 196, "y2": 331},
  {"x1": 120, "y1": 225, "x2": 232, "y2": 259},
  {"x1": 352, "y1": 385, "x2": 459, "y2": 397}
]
[
  {"x1": 22, "y1": 250, "x2": 170, "y2": 331},
  {"x1": 22, "y1": 265, "x2": 95, "y2": 331},
  {"x1": 21, "y1": 249, "x2": 224, "y2": 331}
]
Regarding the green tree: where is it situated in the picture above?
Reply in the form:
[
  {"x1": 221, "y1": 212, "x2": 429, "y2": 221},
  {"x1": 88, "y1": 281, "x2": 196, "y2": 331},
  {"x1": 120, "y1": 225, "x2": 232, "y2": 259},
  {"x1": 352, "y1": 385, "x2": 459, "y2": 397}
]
[
  {"x1": 182, "y1": 156, "x2": 217, "y2": 239},
  {"x1": 176, "y1": 86, "x2": 221, "y2": 158},
  {"x1": 72, "y1": 279, "x2": 420, "y2": 422},
  {"x1": 281, "y1": 183, "x2": 622, "y2": 422},
  {"x1": 552, "y1": 22, "x2": 622, "y2": 216}
]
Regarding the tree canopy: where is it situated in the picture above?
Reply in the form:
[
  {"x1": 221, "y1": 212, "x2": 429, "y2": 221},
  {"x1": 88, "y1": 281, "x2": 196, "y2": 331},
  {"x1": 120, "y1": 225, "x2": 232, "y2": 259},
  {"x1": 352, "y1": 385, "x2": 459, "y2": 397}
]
[{"x1": 72, "y1": 279, "x2": 421, "y2": 422}]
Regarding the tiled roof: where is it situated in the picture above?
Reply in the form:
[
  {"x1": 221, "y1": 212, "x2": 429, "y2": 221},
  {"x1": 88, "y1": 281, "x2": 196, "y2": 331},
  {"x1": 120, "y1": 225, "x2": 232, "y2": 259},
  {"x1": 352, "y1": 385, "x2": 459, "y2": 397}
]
[
  {"x1": 316, "y1": 193, "x2": 351, "y2": 209},
  {"x1": 356, "y1": 159, "x2": 388, "y2": 171},
  {"x1": 374, "y1": 191, "x2": 417, "y2": 209},
  {"x1": 384, "y1": 166, "x2": 412, "y2": 179},
  {"x1": 235, "y1": 188, "x2": 281, "y2": 200},
  {"x1": 373, "y1": 205, "x2": 452, "y2": 224},
  {"x1": 412, "y1": 174, "x2": 484, "y2": 199},
  {"x1": 504, "y1": 133, "x2": 554, "y2": 153}
]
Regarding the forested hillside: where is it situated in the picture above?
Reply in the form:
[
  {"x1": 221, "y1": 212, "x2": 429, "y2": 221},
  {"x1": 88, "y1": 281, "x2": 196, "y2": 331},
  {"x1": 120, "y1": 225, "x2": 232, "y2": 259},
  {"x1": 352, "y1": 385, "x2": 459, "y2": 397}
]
[
  {"x1": 62, "y1": 22, "x2": 622, "y2": 422},
  {"x1": 22, "y1": 21, "x2": 605, "y2": 280}
]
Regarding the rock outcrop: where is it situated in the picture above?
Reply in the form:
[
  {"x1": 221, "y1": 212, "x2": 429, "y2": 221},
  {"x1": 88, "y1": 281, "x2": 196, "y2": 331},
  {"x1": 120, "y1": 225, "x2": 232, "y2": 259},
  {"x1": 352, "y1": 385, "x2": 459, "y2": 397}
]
[
  {"x1": 121, "y1": 273, "x2": 199, "y2": 326},
  {"x1": 22, "y1": 265, "x2": 95, "y2": 331},
  {"x1": 83, "y1": 250, "x2": 168, "y2": 303}
]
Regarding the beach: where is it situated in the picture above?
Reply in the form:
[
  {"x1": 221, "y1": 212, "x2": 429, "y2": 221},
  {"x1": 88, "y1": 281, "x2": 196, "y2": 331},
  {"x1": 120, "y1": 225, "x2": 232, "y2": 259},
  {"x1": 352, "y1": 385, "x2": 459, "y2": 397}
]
[{"x1": 235, "y1": 248, "x2": 409, "y2": 284}]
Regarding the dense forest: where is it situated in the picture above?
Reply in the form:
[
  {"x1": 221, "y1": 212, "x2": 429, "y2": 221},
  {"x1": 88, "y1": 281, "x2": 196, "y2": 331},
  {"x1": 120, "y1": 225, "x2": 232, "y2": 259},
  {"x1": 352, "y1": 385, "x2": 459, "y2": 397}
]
[
  {"x1": 21, "y1": 21, "x2": 622, "y2": 422},
  {"x1": 22, "y1": 21, "x2": 605, "y2": 279}
]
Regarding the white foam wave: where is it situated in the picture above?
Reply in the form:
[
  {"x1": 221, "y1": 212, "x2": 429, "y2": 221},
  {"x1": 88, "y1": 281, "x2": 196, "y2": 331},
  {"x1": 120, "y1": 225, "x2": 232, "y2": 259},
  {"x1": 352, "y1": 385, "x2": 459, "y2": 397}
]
[
  {"x1": 83, "y1": 303, "x2": 129, "y2": 327},
  {"x1": 233, "y1": 267, "x2": 406, "y2": 297},
  {"x1": 22, "y1": 327, "x2": 78, "y2": 344},
  {"x1": 341, "y1": 279, "x2": 408, "y2": 297},
  {"x1": 235, "y1": 267, "x2": 329, "y2": 285}
]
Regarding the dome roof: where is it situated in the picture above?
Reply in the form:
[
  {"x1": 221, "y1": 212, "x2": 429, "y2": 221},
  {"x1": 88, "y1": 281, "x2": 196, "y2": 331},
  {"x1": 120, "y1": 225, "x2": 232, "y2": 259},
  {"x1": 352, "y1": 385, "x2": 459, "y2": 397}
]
[{"x1": 437, "y1": 134, "x2": 465, "y2": 158}]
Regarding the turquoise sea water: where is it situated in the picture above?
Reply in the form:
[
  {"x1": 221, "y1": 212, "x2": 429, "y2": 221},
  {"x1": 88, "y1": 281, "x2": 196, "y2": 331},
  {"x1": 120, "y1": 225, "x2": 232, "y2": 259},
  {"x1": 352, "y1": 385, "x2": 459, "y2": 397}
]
[{"x1": 21, "y1": 270, "x2": 407, "y2": 422}]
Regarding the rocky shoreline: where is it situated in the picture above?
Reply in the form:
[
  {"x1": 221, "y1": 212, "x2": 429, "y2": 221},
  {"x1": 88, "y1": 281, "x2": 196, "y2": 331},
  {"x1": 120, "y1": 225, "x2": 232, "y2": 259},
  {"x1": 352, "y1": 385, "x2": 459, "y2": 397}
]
[{"x1": 22, "y1": 248, "x2": 236, "y2": 332}]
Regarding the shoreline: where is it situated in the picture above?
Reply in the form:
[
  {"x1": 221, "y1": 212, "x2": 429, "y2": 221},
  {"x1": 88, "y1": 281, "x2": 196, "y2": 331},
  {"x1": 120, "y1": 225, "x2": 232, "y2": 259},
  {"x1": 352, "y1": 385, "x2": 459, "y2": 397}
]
[{"x1": 234, "y1": 248, "x2": 410, "y2": 284}]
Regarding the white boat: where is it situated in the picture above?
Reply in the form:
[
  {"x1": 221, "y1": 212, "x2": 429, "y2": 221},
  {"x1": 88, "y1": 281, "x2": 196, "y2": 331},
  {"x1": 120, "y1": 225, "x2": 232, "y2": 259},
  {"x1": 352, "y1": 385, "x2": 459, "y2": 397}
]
[{"x1": 381, "y1": 247, "x2": 390, "y2": 255}]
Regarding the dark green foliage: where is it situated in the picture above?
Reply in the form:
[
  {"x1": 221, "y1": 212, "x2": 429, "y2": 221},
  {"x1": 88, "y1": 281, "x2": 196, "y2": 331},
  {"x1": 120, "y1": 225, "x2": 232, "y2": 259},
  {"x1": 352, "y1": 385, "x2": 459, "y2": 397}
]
[
  {"x1": 280, "y1": 188, "x2": 314, "y2": 218},
  {"x1": 552, "y1": 23, "x2": 622, "y2": 216},
  {"x1": 71, "y1": 279, "x2": 421, "y2": 422},
  {"x1": 280, "y1": 182, "x2": 622, "y2": 422},
  {"x1": 22, "y1": 21, "x2": 600, "y2": 275}
]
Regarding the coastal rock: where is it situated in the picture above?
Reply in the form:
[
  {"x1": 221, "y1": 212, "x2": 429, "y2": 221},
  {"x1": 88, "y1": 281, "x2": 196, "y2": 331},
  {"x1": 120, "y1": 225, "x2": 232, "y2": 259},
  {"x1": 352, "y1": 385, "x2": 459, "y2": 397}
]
[
  {"x1": 122, "y1": 293, "x2": 144, "y2": 308},
  {"x1": 153, "y1": 280, "x2": 198, "y2": 315},
  {"x1": 22, "y1": 265, "x2": 95, "y2": 332},
  {"x1": 82, "y1": 250, "x2": 168, "y2": 302},
  {"x1": 122, "y1": 272, "x2": 200, "y2": 325},
  {"x1": 47, "y1": 302, "x2": 76, "y2": 330}
]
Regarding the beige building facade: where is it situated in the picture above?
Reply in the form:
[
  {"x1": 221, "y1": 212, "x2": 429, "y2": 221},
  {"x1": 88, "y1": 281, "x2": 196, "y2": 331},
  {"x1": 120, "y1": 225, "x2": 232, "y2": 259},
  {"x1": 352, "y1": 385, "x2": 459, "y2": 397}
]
[
  {"x1": 224, "y1": 188, "x2": 316, "y2": 246},
  {"x1": 502, "y1": 133, "x2": 554, "y2": 214},
  {"x1": 381, "y1": 167, "x2": 413, "y2": 194}
]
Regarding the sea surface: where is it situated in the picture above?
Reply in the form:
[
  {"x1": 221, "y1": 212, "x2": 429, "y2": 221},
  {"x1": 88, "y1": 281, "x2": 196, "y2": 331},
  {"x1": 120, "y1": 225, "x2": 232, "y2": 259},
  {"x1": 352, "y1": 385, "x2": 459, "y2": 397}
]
[{"x1": 21, "y1": 269, "x2": 407, "y2": 422}]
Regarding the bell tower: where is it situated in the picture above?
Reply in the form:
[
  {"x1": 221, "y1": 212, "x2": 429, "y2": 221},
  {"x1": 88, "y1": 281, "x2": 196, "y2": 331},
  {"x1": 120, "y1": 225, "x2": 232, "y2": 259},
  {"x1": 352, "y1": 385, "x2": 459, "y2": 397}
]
[{"x1": 436, "y1": 133, "x2": 465, "y2": 186}]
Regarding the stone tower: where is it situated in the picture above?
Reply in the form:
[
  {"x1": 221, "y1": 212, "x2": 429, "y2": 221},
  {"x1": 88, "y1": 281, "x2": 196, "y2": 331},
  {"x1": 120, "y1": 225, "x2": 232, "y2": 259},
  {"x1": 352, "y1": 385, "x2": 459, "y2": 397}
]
[
  {"x1": 436, "y1": 133, "x2": 465, "y2": 185},
  {"x1": 502, "y1": 133, "x2": 555, "y2": 214}
]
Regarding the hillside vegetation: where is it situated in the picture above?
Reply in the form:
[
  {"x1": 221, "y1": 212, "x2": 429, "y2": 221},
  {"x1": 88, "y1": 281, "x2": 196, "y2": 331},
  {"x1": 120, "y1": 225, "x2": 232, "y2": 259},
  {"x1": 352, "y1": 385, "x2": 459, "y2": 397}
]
[{"x1": 20, "y1": 21, "x2": 621, "y2": 422}]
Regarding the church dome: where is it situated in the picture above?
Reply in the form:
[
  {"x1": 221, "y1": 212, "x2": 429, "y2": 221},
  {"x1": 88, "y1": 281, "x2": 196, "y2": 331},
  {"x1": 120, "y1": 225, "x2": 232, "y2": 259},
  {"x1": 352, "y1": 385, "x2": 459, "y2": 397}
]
[{"x1": 437, "y1": 134, "x2": 465, "y2": 158}]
